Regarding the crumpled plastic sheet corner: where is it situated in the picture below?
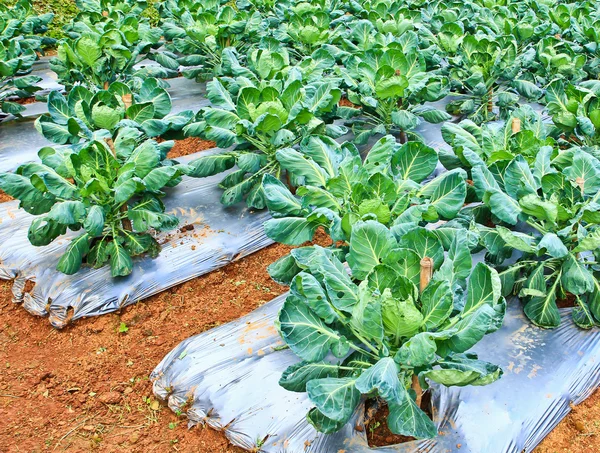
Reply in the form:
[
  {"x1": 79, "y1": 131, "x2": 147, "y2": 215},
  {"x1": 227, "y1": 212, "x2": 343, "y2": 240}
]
[
  {"x1": 0, "y1": 151, "x2": 273, "y2": 328},
  {"x1": 151, "y1": 296, "x2": 600, "y2": 453}
]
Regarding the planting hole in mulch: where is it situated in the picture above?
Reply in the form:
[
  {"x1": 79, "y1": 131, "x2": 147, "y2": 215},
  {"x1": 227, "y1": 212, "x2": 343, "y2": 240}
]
[
  {"x1": 557, "y1": 293, "x2": 577, "y2": 308},
  {"x1": 339, "y1": 96, "x2": 358, "y2": 108},
  {"x1": 363, "y1": 392, "x2": 433, "y2": 447}
]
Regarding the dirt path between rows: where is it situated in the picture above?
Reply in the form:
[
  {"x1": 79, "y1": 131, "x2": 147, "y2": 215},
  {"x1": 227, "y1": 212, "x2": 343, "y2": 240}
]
[{"x1": 0, "y1": 235, "x2": 599, "y2": 452}]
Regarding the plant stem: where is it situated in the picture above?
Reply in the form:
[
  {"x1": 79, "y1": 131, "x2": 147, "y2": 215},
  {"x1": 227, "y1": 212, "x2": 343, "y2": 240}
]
[
  {"x1": 105, "y1": 138, "x2": 132, "y2": 231},
  {"x1": 411, "y1": 374, "x2": 423, "y2": 409}
]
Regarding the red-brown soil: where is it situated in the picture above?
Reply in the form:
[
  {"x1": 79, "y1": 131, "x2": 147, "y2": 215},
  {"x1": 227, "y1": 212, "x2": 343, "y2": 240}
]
[
  {"x1": 0, "y1": 190, "x2": 13, "y2": 203},
  {"x1": 167, "y1": 137, "x2": 216, "y2": 159},
  {"x1": 15, "y1": 97, "x2": 38, "y2": 105},
  {"x1": 339, "y1": 96, "x2": 359, "y2": 108},
  {"x1": 0, "y1": 231, "x2": 332, "y2": 452}
]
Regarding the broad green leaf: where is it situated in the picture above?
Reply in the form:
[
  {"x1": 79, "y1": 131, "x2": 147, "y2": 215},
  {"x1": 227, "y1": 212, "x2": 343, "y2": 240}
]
[
  {"x1": 355, "y1": 357, "x2": 401, "y2": 401},
  {"x1": 56, "y1": 233, "x2": 90, "y2": 274},
  {"x1": 278, "y1": 297, "x2": 344, "y2": 361},
  {"x1": 306, "y1": 377, "x2": 360, "y2": 423},
  {"x1": 280, "y1": 361, "x2": 340, "y2": 392},
  {"x1": 387, "y1": 388, "x2": 437, "y2": 439},
  {"x1": 347, "y1": 221, "x2": 401, "y2": 279}
]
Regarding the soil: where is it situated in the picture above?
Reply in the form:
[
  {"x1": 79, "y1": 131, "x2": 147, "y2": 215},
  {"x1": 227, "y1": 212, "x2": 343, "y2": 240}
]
[
  {"x1": 0, "y1": 190, "x2": 14, "y2": 203},
  {"x1": 557, "y1": 292, "x2": 577, "y2": 309},
  {"x1": 363, "y1": 391, "x2": 433, "y2": 448},
  {"x1": 339, "y1": 96, "x2": 359, "y2": 108},
  {"x1": 167, "y1": 137, "x2": 216, "y2": 159},
  {"x1": 0, "y1": 230, "x2": 331, "y2": 453},
  {"x1": 363, "y1": 400, "x2": 414, "y2": 446},
  {"x1": 14, "y1": 97, "x2": 38, "y2": 106}
]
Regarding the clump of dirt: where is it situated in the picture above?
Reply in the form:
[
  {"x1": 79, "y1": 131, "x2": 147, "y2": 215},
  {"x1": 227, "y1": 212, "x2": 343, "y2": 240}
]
[
  {"x1": 168, "y1": 137, "x2": 216, "y2": 159},
  {"x1": 0, "y1": 190, "x2": 14, "y2": 203},
  {"x1": 557, "y1": 292, "x2": 577, "y2": 308},
  {"x1": 0, "y1": 229, "x2": 330, "y2": 452},
  {"x1": 363, "y1": 401, "x2": 414, "y2": 447},
  {"x1": 537, "y1": 397, "x2": 600, "y2": 452}
]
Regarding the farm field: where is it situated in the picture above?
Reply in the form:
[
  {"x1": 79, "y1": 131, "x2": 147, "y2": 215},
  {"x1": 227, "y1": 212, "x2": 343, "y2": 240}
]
[{"x1": 4, "y1": 0, "x2": 600, "y2": 451}]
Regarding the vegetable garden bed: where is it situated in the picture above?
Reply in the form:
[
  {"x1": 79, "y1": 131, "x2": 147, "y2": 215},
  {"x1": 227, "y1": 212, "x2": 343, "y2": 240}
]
[
  {"x1": 151, "y1": 294, "x2": 600, "y2": 453},
  {"x1": 0, "y1": 151, "x2": 273, "y2": 328}
]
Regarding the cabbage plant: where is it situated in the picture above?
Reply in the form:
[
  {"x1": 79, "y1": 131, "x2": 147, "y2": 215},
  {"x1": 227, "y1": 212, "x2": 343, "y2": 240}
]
[
  {"x1": 445, "y1": 34, "x2": 542, "y2": 123},
  {"x1": 546, "y1": 80, "x2": 600, "y2": 147},
  {"x1": 35, "y1": 79, "x2": 193, "y2": 145},
  {"x1": 184, "y1": 75, "x2": 344, "y2": 208},
  {"x1": 0, "y1": 0, "x2": 54, "y2": 116},
  {"x1": 49, "y1": 6, "x2": 167, "y2": 90},
  {"x1": 261, "y1": 135, "x2": 468, "y2": 246},
  {"x1": 159, "y1": 0, "x2": 263, "y2": 82},
  {"x1": 472, "y1": 146, "x2": 600, "y2": 328},
  {"x1": 0, "y1": 137, "x2": 192, "y2": 277},
  {"x1": 439, "y1": 106, "x2": 554, "y2": 171},
  {"x1": 274, "y1": 225, "x2": 504, "y2": 438},
  {"x1": 337, "y1": 47, "x2": 450, "y2": 144}
]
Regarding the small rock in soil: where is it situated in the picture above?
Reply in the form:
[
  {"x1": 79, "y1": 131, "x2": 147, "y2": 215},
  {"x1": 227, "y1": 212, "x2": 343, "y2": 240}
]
[{"x1": 98, "y1": 391, "x2": 121, "y2": 404}]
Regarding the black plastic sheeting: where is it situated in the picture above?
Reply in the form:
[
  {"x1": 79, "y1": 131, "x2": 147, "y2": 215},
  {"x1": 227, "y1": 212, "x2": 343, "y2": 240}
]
[
  {"x1": 151, "y1": 292, "x2": 600, "y2": 453},
  {"x1": 0, "y1": 151, "x2": 273, "y2": 328}
]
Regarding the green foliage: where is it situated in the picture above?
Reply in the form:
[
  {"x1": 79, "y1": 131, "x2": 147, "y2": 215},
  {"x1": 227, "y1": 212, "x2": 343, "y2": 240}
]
[
  {"x1": 34, "y1": 79, "x2": 193, "y2": 145},
  {"x1": 30, "y1": 0, "x2": 77, "y2": 42},
  {"x1": 444, "y1": 34, "x2": 541, "y2": 124},
  {"x1": 158, "y1": 0, "x2": 264, "y2": 82},
  {"x1": 0, "y1": 137, "x2": 193, "y2": 277},
  {"x1": 472, "y1": 145, "x2": 600, "y2": 328},
  {"x1": 274, "y1": 227, "x2": 504, "y2": 438},
  {"x1": 49, "y1": 0, "x2": 169, "y2": 90},
  {"x1": 262, "y1": 135, "x2": 468, "y2": 245},
  {"x1": 337, "y1": 46, "x2": 450, "y2": 144},
  {"x1": 0, "y1": 0, "x2": 55, "y2": 116},
  {"x1": 440, "y1": 106, "x2": 554, "y2": 171},
  {"x1": 184, "y1": 73, "x2": 345, "y2": 208},
  {"x1": 546, "y1": 80, "x2": 600, "y2": 147}
]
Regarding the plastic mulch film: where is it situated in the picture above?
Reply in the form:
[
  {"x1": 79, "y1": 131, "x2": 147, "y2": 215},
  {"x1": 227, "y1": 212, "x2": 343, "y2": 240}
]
[
  {"x1": 0, "y1": 151, "x2": 273, "y2": 328},
  {"x1": 151, "y1": 294, "x2": 600, "y2": 453}
]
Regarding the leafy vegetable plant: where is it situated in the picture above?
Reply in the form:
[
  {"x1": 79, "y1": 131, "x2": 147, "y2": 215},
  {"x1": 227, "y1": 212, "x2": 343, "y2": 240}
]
[
  {"x1": 0, "y1": 0, "x2": 54, "y2": 116},
  {"x1": 337, "y1": 47, "x2": 450, "y2": 144},
  {"x1": 0, "y1": 137, "x2": 191, "y2": 277},
  {"x1": 472, "y1": 146, "x2": 600, "y2": 328},
  {"x1": 274, "y1": 225, "x2": 504, "y2": 438},
  {"x1": 439, "y1": 106, "x2": 554, "y2": 171},
  {"x1": 445, "y1": 34, "x2": 542, "y2": 123},
  {"x1": 49, "y1": 3, "x2": 168, "y2": 90},
  {"x1": 184, "y1": 74, "x2": 344, "y2": 208},
  {"x1": 546, "y1": 80, "x2": 600, "y2": 147},
  {"x1": 262, "y1": 134, "x2": 469, "y2": 246},
  {"x1": 159, "y1": 0, "x2": 263, "y2": 82},
  {"x1": 35, "y1": 79, "x2": 193, "y2": 145}
]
